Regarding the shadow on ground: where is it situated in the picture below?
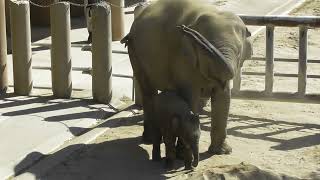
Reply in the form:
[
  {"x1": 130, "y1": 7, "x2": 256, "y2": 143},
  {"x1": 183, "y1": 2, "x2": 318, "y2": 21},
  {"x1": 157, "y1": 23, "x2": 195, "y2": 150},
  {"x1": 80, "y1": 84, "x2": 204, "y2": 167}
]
[
  {"x1": 200, "y1": 113, "x2": 320, "y2": 151},
  {"x1": 0, "y1": 93, "x2": 115, "y2": 136},
  {"x1": 14, "y1": 134, "x2": 169, "y2": 179}
]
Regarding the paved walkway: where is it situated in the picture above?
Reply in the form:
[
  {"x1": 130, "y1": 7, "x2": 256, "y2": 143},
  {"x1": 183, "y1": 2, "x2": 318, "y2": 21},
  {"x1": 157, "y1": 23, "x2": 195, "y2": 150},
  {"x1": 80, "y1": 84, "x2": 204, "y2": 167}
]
[{"x1": 0, "y1": 0, "x2": 305, "y2": 179}]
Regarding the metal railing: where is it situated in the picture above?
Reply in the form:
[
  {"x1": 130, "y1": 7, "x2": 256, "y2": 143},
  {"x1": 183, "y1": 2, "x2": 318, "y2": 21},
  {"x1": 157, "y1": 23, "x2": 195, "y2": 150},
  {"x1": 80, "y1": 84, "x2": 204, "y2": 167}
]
[{"x1": 232, "y1": 15, "x2": 320, "y2": 100}]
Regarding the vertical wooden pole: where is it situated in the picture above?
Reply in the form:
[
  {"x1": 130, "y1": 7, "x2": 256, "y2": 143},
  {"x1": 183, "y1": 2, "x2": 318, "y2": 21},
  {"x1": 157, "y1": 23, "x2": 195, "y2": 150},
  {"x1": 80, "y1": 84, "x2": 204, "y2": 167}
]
[
  {"x1": 50, "y1": 2, "x2": 72, "y2": 98},
  {"x1": 298, "y1": 26, "x2": 308, "y2": 96},
  {"x1": 107, "y1": 0, "x2": 125, "y2": 41},
  {"x1": 265, "y1": 25, "x2": 274, "y2": 95},
  {"x1": 10, "y1": 0, "x2": 32, "y2": 95},
  {"x1": 0, "y1": 0, "x2": 8, "y2": 94},
  {"x1": 92, "y1": 2, "x2": 112, "y2": 103}
]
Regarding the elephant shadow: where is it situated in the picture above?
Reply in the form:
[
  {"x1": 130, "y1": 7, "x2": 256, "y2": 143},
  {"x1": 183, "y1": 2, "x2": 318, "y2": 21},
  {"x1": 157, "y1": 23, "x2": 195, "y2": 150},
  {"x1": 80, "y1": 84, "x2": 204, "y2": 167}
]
[{"x1": 14, "y1": 136, "x2": 169, "y2": 180}]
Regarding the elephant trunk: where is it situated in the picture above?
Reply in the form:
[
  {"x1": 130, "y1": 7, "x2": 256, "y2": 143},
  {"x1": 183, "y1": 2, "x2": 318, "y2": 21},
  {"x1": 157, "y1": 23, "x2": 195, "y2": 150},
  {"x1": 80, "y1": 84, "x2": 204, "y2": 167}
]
[{"x1": 192, "y1": 142, "x2": 199, "y2": 167}]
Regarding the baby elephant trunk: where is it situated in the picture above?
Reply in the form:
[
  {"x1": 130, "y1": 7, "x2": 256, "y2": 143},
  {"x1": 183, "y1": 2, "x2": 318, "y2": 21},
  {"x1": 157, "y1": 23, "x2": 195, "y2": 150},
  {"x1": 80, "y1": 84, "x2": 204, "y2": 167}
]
[{"x1": 192, "y1": 143, "x2": 199, "y2": 167}]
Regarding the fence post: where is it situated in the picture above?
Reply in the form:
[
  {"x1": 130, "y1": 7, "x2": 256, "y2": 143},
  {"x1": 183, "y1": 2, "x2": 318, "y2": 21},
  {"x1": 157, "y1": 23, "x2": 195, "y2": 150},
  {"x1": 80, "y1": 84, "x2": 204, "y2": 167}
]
[
  {"x1": 107, "y1": 0, "x2": 125, "y2": 41},
  {"x1": 265, "y1": 25, "x2": 274, "y2": 95},
  {"x1": 50, "y1": 2, "x2": 72, "y2": 98},
  {"x1": 10, "y1": 0, "x2": 32, "y2": 95},
  {"x1": 0, "y1": 0, "x2": 8, "y2": 94},
  {"x1": 298, "y1": 26, "x2": 308, "y2": 96},
  {"x1": 92, "y1": 2, "x2": 112, "y2": 104}
]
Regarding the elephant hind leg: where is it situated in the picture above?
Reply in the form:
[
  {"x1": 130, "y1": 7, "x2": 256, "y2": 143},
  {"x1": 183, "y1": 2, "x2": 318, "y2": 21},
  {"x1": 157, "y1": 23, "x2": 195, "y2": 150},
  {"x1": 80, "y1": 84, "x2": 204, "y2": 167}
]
[
  {"x1": 208, "y1": 84, "x2": 232, "y2": 155},
  {"x1": 141, "y1": 89, "x2": 157, "y2": 144}
]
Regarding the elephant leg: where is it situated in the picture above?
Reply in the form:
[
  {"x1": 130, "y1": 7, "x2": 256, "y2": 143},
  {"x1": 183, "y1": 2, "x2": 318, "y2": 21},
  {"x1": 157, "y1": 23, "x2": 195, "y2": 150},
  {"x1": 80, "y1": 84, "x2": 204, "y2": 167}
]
[
  {"x1": 152, "y1": 128, "x2": 162, "y2": 161},
  {"x1": 208, "y1": 83, "x2": 232, "y2": 155},
  {"x1": 183, "y1": 146, "x2": 193, "y2": 170},
  {"x1": 175, "y1": 138, "x2": 184, "y2": 160},
  {"x1": 164, "y1": 136, "x2": 176, "y2": 170},
  {"x1": 141, "y1": 90, "x2": 157, "y2": 144}
]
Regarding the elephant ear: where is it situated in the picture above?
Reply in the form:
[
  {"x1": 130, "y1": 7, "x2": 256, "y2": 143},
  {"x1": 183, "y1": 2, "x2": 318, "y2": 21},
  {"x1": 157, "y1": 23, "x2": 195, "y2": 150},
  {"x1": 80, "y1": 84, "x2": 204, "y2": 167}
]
[{"x1": 178, "y1": 25, "x2": 235, "y2": 84}]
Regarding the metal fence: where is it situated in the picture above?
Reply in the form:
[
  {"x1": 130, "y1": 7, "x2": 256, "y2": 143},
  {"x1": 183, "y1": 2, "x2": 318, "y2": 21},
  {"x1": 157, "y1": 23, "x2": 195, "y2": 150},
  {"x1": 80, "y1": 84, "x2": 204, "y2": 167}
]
[{"x1": 232, "y1": 15, "x2": 320, "y2": 100}]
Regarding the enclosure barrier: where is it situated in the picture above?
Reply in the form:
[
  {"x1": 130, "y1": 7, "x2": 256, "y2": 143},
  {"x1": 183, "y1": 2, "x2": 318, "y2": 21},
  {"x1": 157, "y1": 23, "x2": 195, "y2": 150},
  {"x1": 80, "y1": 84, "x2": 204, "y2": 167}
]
[
  {"x1": 7, "y1": 1, "x2": 114, "y2": 103},
  {"x1": 0, "y1": 0, "x2": 8, "y2": 94},
  {"x1": 10, "y1": 0, "x2": 33, "y2": 95},
  {"x1": 232, "y1": 15, "x2": 320, "y2": 99},
  {"x1": 91, "y1": 2, "x2": 112, "y2": 104},
  {"x1": 50, "y1": 2, "x2": 72, "y2": 98}
]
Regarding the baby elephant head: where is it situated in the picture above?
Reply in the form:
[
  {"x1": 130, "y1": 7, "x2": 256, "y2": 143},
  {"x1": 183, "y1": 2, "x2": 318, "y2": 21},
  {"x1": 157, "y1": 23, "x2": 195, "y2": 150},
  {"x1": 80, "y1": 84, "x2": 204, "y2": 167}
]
[{"x1": 172, "y1": 111, "x2": 201, "y2": 169}]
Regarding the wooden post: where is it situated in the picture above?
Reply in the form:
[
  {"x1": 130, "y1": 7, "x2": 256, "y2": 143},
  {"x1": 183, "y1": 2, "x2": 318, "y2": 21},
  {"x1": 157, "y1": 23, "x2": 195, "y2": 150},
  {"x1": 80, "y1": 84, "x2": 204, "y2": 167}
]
[
  {"x1": 265, "y1": 25, "x2": 274, "y2": 95},
  {"x1": 10, "y1": 0, "x2": 32, "y2": 95},
  {"x1": 92, "y1": 2, "x2": 112, "y2": 103},
  {"x1": 0, "y1": 0, "x2": 8, "y2": 94},
  {"x1": 50, "y1": 2, "x2": 72, "y2": 98},
  {"x1": 298, "y1": 26, "x2": 308, "y2": 96},
  {"x1": 107, "y1": 0, "x2": 125, "y2": 41}
]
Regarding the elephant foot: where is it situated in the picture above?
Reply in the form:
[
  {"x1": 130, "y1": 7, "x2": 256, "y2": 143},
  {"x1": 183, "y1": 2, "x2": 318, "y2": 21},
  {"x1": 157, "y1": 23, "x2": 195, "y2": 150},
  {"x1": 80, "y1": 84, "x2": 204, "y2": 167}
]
[
  {"x1": 165, "y1": 159, "x2": 174, "y2": 170},
  {"x1": 141, "y1": 132, "x2": 153, "y2": 145},
  {"x1": 208, "y1": 142, "x2": 232, "y2": 155}
]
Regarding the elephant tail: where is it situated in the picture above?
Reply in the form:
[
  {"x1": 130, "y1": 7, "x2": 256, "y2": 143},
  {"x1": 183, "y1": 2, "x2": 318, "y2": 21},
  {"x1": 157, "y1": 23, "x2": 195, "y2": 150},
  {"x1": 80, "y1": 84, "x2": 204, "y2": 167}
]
[{"x1": 120, "y1": 34, "x2": 130, "y2": 48}]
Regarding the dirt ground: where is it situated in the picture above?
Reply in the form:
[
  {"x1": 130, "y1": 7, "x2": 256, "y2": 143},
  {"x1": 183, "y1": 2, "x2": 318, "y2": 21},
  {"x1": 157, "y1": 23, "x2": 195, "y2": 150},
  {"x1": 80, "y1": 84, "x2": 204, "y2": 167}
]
[{"x1": 39, "y1": 1, "x2": 320, "y2": 180}]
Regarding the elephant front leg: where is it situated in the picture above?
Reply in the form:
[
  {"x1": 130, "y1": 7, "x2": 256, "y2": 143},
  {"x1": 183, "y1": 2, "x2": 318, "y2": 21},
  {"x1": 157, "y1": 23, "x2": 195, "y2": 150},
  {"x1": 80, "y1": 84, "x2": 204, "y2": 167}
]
[{"x1": 208, "y1": 83, "x2": 232, "y2": 155}]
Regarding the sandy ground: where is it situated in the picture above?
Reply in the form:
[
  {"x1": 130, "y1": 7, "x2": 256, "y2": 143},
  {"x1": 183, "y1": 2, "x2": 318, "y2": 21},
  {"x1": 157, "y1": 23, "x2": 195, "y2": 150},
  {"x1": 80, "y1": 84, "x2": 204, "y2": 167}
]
[{"x1": 33, "y1": 1, "x2": 320, "y2": 180}]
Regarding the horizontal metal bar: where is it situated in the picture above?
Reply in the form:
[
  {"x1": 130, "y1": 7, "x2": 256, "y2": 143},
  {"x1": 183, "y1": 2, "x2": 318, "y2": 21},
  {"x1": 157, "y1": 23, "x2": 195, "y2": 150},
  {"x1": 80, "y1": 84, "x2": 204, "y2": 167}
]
[
  {"x1": 232, "y1": 90, "x2": 320, "y2": 102},
  {"x1": 112, "y1": 50, "x2": 128, "y2": 54},
  {"x1": 125, "y1": 10, "x2": 134, "y2": 14},
  {"x1": 242, "y1": 72, "x2": 320, "y2": 79},
  {"x1": 112, "y1": 73, "x2": 133, "y2": 79},
  {"x1": 249, "y1": 57, "x2": 320, "y2": 63},
  {"x1": 32, "y1": 66, "x2": 133, "y2": 79},
  {"x1": 240, "y1": 15, "x2": 320, "y2": 27}
]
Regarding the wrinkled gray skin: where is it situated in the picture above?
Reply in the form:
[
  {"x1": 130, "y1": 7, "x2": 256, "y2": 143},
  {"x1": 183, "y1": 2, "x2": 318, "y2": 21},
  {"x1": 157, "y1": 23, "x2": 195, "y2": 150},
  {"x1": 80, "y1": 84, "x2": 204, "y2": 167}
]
[
  {"x1": 121, "y1": 0, "x2": 252, "y2": 155},
  {"x1": 151, "y1": 90, "x2": 201, "y2": 170}
]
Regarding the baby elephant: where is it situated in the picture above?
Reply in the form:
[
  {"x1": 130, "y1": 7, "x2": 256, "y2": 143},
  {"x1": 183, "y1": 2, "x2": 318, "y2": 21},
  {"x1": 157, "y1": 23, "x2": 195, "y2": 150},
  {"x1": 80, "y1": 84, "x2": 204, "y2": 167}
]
[{"x1": 151, "y1": 91, "x2": 201, "y2": 170}]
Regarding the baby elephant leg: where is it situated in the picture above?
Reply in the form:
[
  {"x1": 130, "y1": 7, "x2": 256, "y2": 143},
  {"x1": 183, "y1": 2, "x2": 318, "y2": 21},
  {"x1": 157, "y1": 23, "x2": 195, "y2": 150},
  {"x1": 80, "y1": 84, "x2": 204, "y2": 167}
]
[
  {"x1": 164, "y1": 136, "x2": 176, "y2": 170},
  {"x1": 184, "y1": 146, "x2": 193, "y2": 170},
  {"x1": 152, "y1": 129, "x2": 162, "y2": 161}
]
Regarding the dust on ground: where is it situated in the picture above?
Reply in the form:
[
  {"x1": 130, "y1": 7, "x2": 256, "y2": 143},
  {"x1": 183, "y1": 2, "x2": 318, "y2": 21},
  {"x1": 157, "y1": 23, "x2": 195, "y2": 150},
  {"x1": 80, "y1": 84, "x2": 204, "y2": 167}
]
[{"x1": 40, "y1": 1, "x2": 320, "y2": 179}]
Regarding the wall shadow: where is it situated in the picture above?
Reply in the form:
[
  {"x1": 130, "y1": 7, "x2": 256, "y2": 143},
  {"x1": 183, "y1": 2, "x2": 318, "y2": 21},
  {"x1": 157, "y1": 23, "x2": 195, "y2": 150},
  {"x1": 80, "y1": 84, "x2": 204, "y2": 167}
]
[
  {"x1": 0, "y1": 93, "x2": 115, "y2": 136},
  {"x1": 200, "y1": 114, "x2": 320, "y2": 151},
  {"x1": 14, "y1": 137, "x2": 168, "y2": 179}
]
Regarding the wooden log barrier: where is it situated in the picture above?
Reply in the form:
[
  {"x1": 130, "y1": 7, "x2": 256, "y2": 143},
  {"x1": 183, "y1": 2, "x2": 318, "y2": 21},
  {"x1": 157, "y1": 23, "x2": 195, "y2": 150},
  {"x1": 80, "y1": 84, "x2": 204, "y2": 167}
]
[
  {"x1": 10, "y1": 0, "x2": 33, "y2": 95},
  {"x1": 298, "y1": 26, "x2": 308, "y2": 96},
  {"x1": 50, "y1": 2, "x2": 72, "y2": 98},
  {"x1": 265, "y1": 25, "x2": 274, "y2": 95},
  {"x1": 0, "y1": 0, "x2": 8, "y2": 94},
  {"x1": 107, "y1": 0, "x2": 125, "y2": 41},
  {"x1": 92, "y1": 2, "x2": 112, "y2": 104}
]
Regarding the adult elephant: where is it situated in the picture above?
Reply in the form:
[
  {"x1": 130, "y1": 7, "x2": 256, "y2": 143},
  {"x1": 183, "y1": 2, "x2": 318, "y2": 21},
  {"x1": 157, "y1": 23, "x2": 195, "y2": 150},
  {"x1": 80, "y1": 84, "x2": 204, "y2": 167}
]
[{"x1": 121, "y1": 0, "x2": 252, "y2": 155}]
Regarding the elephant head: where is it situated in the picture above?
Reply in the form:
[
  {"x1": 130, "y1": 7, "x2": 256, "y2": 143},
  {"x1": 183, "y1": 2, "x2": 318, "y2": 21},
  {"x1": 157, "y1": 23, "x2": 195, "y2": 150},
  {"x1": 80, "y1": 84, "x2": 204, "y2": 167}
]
[
  {"x1": 172, "y1": 111, "x2": 201, "y2": 168},
  {"x1": 178, "y1": 13, "x2": 252, "y2": 87}
]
